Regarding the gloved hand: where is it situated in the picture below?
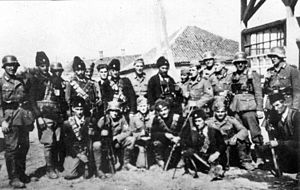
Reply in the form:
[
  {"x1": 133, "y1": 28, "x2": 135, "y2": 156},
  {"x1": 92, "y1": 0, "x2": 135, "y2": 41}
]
[{"x1": 1, "y1": 120, "x2": 10, "y2": 133}]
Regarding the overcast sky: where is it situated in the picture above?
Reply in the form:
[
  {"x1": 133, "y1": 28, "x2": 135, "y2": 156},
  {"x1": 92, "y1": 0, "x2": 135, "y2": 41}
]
[{"x1": 0, "y1": 0, "x2": 299, "y2": 67}]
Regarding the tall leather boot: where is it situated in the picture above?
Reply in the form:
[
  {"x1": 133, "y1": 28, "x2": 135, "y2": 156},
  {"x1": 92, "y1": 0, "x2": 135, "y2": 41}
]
[{"x1": 8, "y1": 159, "x2": 25, "y2": 188}]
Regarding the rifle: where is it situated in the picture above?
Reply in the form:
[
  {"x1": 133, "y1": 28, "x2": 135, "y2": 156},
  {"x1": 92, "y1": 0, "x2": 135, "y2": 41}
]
[
  {"x1": 164, "y1": 106, "x2": 195, "y2": 171},
  {"x1": 262, "y1": 109, "x2": 282, "y2": 177}
]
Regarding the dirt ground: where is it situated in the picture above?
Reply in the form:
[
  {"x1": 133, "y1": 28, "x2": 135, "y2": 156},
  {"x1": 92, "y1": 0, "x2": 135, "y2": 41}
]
[{"x1": 0, "y1": 129, "x2": 299, "y2": 190}]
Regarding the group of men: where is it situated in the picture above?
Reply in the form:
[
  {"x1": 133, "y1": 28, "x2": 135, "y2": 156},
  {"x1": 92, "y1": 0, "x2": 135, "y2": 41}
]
[{"x1": 0, "y1": 46, "x2": 299, "y2": 188}]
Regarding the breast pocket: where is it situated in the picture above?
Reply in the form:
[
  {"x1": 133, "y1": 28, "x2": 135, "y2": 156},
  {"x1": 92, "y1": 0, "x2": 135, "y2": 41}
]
[{"x1": 2, "y1": 84, "x2": 14, "y2": 102}]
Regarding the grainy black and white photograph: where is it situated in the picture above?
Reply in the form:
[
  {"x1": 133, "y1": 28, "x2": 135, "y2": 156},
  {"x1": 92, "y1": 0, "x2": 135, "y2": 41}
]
[{"x1": 0, "y1": 0, "x2": 299, "y2": 189}]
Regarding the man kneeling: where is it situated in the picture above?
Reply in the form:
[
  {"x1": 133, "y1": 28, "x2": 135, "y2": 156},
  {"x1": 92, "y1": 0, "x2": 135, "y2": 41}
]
[{"x1": 62, "y1": 97, "x2": 95, "y2": 180}]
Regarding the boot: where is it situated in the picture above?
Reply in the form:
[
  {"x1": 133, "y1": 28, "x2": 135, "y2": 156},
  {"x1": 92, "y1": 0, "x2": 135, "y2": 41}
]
[
  {"x1": 9, "y1": 178, "x2": 25, "y2": 189},
  {"x1": 47, "y1": 166, "x2": 58, "y2": 179},
  {"x1": 123, "y1": 148, "x2": 137, "y2": 171},
  {"x1": 20, "y1": 173, "x2": 31, "y2": 183}
]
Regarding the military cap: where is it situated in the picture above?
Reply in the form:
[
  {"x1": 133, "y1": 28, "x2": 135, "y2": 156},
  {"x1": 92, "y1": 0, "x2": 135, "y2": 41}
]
[
  {"x1": 137, "y1": 96, "x2": 148, "y2": 106},
  {"x1": 106, "y1": 100, "x2": 121, "y2": 112},
  {"x1": 108, "y1": 59, "x2": 121, "y2": 71},
  {"x1": 36, "y1": 51, "x2": 50, "y2": 66},
  {"x1": 155, "y1": 98, "x2": 169, "y2": 111},
  {"x1": 267, "y1": 46, "x2": 286, "y2": 58},
  {"x1": 202, "y1": 51, "x2": 215, "y2": 61},
  {"x1": 180, "y1": 67, "x2": 190, "y2": 76},
  {"x1": 96, "y1": 63, "x2": 108, "y2": 71},
  {"x1": 134, "y1": 58, "x2": 145, "y2": 65},
  {"x1": 72, "y1": 56, "x2": 86, "y2": 71},
  {"x1": 71, "y1": 96, "x2": 86, "y2": 108},
  {"x1": 2, "y1": 55, "x2": 20, "y2": 68},
  {"x1": 232, "y1": 52, "x2": 248, "y2": 64},
  {"x1": 50, "y1": 62, "x2": 64, "y2": 72},
  {"x1": 156, "y1": 56, "x2": 169, "y2": 68},
  {"x1": 189, "y1": 59, "x2": 201, "y2": 69},
  {"x1": 213, "y1": 96, "x2": 227, "y2": 111},
  {"x1": 269, "y1": 93, "x2": 285, "y2": 105},
  {"x1": 191, "y1": 109, "x2": 207, "y2": 120}
]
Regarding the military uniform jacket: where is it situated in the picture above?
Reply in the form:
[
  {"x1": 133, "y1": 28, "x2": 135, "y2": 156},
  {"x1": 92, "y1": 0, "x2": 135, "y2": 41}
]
[
  {"x1": 182, "y1": 75, "x2": 213, "y2": 108},
  {"x1": 211, "y1": 71, "x2": 232, "y2": 96},
  {"x1": 151, "y1": 113, "x2": 183, "y2": 142},
  {"x1": 102, "y1": 77, "x2": 137, "y2": 114},
  {"x1": 97, "y1": 115, "x2": 131, "y2": 143},
  {"x1": 130, "y1": 111, "x2": 154, "y2": 139},
  {"x1": 129, "y1": 72, "x2": 148, "y2": 98},
  {"x1": 0, "y1": 72, "x2": 31, "y2": 125},
  {"x1": 180, "y1": 123, "x2": 226, "y2": 156},
  {"x1": 66, "y1": 75, "x2": 98, "y2": 109},
  {"x1": 264, "y1": 62, "x2": 300, "y2": 110},
  {"x1": 206, "y1": 116, "x2": 248, "y2": 143},
  {"x1": 230, "y1": 68, "x2": 263, "y2": 112},
  {"x1": 275, "y1": 108, "x2": 300, "y2": 149},
  {"x1": 28, "y1": 69, "x2": 61, "y2": 120},
  {"x1": 147, "y1": 73, "x2": 176, "y2": 108},
  {"x1": 62, "y1": 116, "x2": 91, "y2": 158}
]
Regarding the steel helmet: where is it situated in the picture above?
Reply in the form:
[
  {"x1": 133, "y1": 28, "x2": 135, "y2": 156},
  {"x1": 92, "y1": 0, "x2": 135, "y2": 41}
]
[
  {"x1": 2, "y1": 55, "x2": 20, "y2": 68},
  {"x1": 267, "y1": 47, "x2": 286, "y2": 58},
  {"x1": 232, "y1": 52, "x2": 248, "y2": 64},
  {"x1": 202, "y1": 51, "x2": 215, "y2": 61},
  {"x1": 50, "y1": 62, "x2": 64, "y2": 72}
]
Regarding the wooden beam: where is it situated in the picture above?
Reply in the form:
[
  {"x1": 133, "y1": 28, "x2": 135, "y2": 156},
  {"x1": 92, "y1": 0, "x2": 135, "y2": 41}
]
[
  {"x1": 242, "y1": 0, "x2": 256, "y2": 24},
  {"x1": 245, "y1": 0, "x2": 266, "y2": 23},
  {"x1": 241, "y1": 0, "x2": 247, "y2": 21},
  {"x1": 282, "y1": 0, "x2": 298, "y2": 15}
]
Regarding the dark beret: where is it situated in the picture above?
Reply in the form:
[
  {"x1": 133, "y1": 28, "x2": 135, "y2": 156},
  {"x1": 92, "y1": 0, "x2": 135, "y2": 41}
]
[
  {"x1": 71, "y1": 96, "x2": 86, "y2": 108},
  {"x1": 191, "y1": 109, "x2": 207, "y2": 120}
]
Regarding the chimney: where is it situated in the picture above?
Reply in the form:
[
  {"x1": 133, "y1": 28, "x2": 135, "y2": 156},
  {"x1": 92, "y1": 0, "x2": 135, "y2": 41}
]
[
  {"x1": 99, "y1": 51, "x2": 104, "y2": 60},
  {"x1": 121, "y1": 48, "x2": 125, "y2": 56}
]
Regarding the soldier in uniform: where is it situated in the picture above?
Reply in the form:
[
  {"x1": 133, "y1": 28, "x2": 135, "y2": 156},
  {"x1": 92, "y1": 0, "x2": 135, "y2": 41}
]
[
  {"x1": 147, "y1": 56, "x2": 179, "y2": 113},
  {"x1": 129, "y1": 58, "x2": 148, "y2": 98},
  {"x1": 96, "y1": 100, "x2": 136, "y2": 172},
  {"x1": 266, "y1": 93, "x2": 300, "y2": 180},
  {"x1": 65, "y1": 56, "x2": 99, "y2": 117},
  {"x1": 207, "y1": 97, "x2": 256, "y2": 171},
  {"x1": 151, "y1": 99, "x2": 183, "y2": 168},
  {"x1": 201, "y1": 51, "x2": 217, "y2": 83},
  {"x1": 102, "y1": 59, "x2": 137, "y2": 122},
  {"x1": 96, "y1": 63, "x2": 109, "y2": 119},
  {"x1": 62, "y1": 97, "x2": 95, "y2": 180},
  {"x1": 264, "y1": 46, "x2": 300, "y2": 110},
  {"x1": 85, "y1": 62, "x2": 95, "y2": 80},
  {"x1": 130, "y1": 97, "x2": 154, "y2": 168},
  {"x1": 211, "y1": 62, "x2": 232, "y2": 98},
  {"x1": 28, "y1": 51, "x2": 65, "y2": 179},
  {"x1": 181, "y1": 61, "x2": 213, "y2": 117},
  {"x1": 0, "y1": 55, "x2": 34, "y2": 188},
  {"x1": 229, "y1": 52, "x2": 264, "y2": 165}
]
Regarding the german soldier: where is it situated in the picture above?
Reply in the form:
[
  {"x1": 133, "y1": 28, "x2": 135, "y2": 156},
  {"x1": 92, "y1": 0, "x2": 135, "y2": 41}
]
[
  {"x1": 201, "y1": 51, "x2": 217, "y2": 83},
  {"x1": 151, "y1": 99, "x2": 183, "y2": 169},
  {"x1": 181, "y1": 61, "x2": 213, "y2": 117},
  {"x1": 130, "y1": 97, "x2": 154, "y2": 169},
  {"x1": 129, "y1": 58, "x2": 149, "y2": 99},
  {"x1": 96, "y1": 100, "x2": 136, "y2": 172},
  {"x1": 207, "y1": 97, "x2": 256, "y2": 171},
  {"x1": 0, "y1": 55, "x2": 34, "y2": 188},
  {"x1": 264, "y1": 46, "x2": 300, "y2": 110},
  {"x1": 229, "y1": 52, "x2": 264, "y2": 166},
  {"x1": 62, "y1": 97, "x2": 95, "y2": 180},
  {"x1": 102, "y1": 59, "x2": 137, "y2": 122},
  {"x1": 28, "y1": 51, "x2": 64, "y2": 179}
]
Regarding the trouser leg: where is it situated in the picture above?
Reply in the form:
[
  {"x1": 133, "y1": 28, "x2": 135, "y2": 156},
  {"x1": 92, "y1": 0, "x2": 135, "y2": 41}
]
[
  {"x1": 4, "y1": 126, "x2": 19, "y2": 180},
  {"x1": 92, "y1": 141, "x2": 103, "y2": 176},
  {"x1": 16, "y1": 130, "x2": 29, "y2": 176}
]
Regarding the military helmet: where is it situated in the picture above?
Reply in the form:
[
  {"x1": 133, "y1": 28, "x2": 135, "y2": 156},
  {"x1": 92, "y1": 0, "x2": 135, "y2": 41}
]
[
  {"x1": 2, "y1": 55, "x2": 20, "y2": 68},
  {"x1": 106, "y1": 100, "x2": 121, "y2": 112},
  {"x1": 50, "y1": 62, "x2": 64, "y2": 72},
  {"x1": 202, "y1": 51, "x2": 215, "y2": 61},
  {"x1": 267, "y1": 46, "x2": 286, "y2": 58},
  {"x1": 232, "y1": 52, "x2": 248, "y2": 64}
]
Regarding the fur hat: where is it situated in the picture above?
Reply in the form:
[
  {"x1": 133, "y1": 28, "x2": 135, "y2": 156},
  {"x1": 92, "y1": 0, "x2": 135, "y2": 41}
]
[
  {"x1": 71, "y1": 96, "x2": 86, "y2": 108},
  {"x1": 72, "y1": 56, "x2": 86, "y2": 71},
  {"x1": 36, "y1": 51, "x2": 50, "y2": 66},
  {"x1": 156, "y1": 56, "x2": 169, "y2": 68},
  {"x1": 108, "y1": 59, "x2": 121, "y2": 71},
  {"x1": 269, "y1": 93, "x2": 285, "y2": 105}
]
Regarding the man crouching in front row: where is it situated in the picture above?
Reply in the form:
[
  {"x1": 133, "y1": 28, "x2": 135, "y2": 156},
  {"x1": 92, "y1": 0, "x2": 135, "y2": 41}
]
[
  {"x1": 62, "y1": 97, "x2": 95, "y2": 180},
  {"x1": 94, "y1": 100, "x2": 136, "y2": 178}
]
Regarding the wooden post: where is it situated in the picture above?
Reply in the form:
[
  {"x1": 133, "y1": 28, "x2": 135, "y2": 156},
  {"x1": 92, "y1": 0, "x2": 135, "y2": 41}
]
[{"x1": 282, "y1": 0, "x2": 300, "y2": 68}]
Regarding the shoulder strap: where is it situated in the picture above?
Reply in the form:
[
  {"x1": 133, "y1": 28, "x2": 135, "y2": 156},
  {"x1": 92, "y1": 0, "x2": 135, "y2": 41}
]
[{"x1": 70, "y1": 80, "x2": 89, "y2": 100}]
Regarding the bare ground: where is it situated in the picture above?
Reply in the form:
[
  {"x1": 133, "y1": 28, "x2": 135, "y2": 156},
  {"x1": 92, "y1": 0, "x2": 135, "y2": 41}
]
[{"x1": 0, "y1": 130, "x2": 299, "y2": 190}]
